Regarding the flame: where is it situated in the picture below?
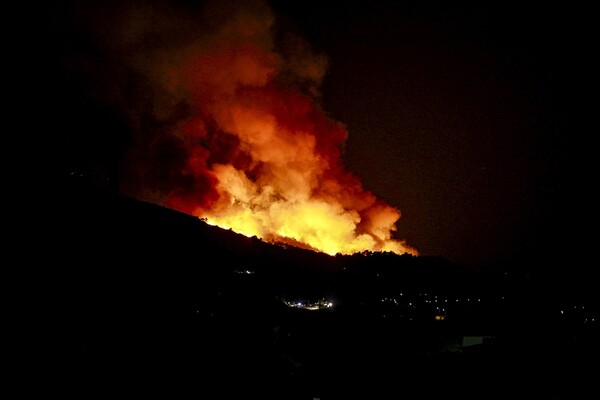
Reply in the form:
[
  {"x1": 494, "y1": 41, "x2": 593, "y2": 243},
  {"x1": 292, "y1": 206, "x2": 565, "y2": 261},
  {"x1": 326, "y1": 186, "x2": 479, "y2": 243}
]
[
  {"x1": 165, "y1": 80, "x2": 418, "y2": 255},
  {"x1": 90, "y1": 0, "x2": 418, "y2": 257}
]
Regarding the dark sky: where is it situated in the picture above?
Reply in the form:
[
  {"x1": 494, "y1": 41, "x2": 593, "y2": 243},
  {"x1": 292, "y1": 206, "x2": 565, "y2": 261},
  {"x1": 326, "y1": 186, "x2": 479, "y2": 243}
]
[
  {"x1": 270, "y1": 0, "x2": 596, "y2": 273},
  {"x1": 46, "y1": 0, "x2": 596, "y2": 278}
]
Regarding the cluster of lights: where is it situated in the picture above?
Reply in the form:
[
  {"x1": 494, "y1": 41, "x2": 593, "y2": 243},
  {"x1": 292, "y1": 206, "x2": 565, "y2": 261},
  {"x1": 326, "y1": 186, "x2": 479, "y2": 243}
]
[
  {"x1": 282, "y1": 298, "x2": 334, "y2": 311},
  {"x1": 559, "y1": 304, "x2": 598, "y2": 325}
]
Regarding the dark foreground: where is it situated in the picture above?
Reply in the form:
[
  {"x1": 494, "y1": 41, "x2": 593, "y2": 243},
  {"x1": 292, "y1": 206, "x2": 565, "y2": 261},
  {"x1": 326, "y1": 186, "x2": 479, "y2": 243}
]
[{"x1": 44, "y1": 187, "x2": 598, "y2": 399}]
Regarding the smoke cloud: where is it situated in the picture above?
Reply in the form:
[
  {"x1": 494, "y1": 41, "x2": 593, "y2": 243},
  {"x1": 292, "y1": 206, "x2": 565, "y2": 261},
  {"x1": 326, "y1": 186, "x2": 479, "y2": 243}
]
[{"x1": 63, "y1": 0, "x2": 417, "y2": 256}]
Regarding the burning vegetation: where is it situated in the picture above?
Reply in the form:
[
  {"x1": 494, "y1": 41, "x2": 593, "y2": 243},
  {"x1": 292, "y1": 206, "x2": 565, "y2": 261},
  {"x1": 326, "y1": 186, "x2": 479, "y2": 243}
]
[{"x1": 65, "y1": 0, "x2": 417, "y2": 256}]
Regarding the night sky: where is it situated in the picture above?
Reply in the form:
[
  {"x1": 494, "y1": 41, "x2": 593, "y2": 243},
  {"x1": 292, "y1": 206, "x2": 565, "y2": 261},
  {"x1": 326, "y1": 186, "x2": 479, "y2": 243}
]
[
  {"x1": 46, "y1": 0, "x2": 596, "y2": 280},
  {"x1": 270, "y1": 0, "x2": 596, "y2": 272}
]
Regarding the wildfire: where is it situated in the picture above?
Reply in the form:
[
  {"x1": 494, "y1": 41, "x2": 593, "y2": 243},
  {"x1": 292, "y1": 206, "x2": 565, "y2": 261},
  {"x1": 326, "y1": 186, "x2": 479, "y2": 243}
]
[{"x1": 90, "y1": 0, "x2": 418, "y2": 257}]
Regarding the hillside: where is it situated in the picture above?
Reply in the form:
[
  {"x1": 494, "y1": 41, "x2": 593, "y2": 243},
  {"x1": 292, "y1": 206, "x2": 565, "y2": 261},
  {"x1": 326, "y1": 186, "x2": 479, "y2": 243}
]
[{"x1": 43, "y1": 181, "x2": 597, "y2": 399}]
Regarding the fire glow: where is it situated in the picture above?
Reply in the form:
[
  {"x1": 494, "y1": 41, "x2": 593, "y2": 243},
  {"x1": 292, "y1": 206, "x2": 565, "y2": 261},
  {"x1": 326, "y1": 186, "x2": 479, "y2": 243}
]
[{"x1": 110, "y1": 0, "x2": 418, "y2": 257}]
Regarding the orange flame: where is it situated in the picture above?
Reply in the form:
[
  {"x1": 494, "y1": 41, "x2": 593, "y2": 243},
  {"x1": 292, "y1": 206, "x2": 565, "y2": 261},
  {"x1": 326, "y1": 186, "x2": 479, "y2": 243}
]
[
  {"x1": 182, "y1": 86, "x2": 418, "y2": 256},
  {"x1": 111, "y1": 0, "x2": 417, "y2": 256}
]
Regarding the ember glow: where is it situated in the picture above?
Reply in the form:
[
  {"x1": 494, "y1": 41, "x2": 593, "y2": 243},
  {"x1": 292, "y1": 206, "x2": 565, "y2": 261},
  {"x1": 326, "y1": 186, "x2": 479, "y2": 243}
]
[{"x1": 97, "y1": 0, "x2": 417, "y2": 256}]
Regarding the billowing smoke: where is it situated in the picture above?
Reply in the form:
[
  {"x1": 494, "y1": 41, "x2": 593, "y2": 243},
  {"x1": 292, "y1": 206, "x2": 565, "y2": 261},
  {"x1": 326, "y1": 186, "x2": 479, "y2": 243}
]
[{"x1": 65, "y1": 0, "x2": 417, "y2": 256}]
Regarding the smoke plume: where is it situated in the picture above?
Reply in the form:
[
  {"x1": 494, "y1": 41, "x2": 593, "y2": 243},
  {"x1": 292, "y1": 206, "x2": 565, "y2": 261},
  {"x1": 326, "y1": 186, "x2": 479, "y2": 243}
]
[{"x1": 64, "y1": 0, "x2": 417, "y2": 256}]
